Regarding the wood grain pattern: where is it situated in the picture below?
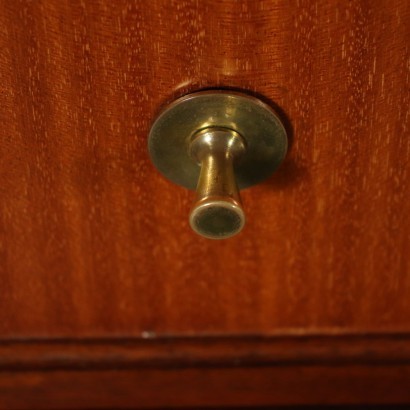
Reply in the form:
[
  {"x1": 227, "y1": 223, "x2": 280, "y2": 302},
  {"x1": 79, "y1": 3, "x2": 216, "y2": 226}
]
[
  {"x1": 4, "y1": 334, "x2": 410, "y2": 408},
  {"x1": 1, "y1": 0, "x2": 409, "y2": 338},
  {"x1": 0, "y1": 0, "x2": 409, "y2": 406},
  {"x1": 2, "y1": 333, "x2": 410, "y2": 406}
]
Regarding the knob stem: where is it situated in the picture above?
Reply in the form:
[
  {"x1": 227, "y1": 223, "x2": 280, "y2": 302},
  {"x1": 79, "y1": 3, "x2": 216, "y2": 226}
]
[{"x1": 189, "y1": 127, "x2": 246, "y2": 239}]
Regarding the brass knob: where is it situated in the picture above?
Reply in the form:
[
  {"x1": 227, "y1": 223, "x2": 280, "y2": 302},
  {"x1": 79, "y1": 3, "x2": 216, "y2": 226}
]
[
  {"x1": 189, "y1": 127, "x2": 246, "y2": 239},
  {"x1": 148, "y1": 90, "x2": 287, "y2": 239}
]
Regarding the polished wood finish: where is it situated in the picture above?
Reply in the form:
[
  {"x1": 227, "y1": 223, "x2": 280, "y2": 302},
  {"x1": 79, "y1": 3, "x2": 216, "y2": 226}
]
[
  {"x1": 2, "y1": 333, "x2": 410, "y2": 371},
  {"x1": 1, "y1": 334, "x2": 410, "y2": 408},
  {"x1": 0, "y1": 0, "x2": 409, "y2": 407},
  {"x1": 2, "y1": 333, "x2": 410, "y2": 407}
]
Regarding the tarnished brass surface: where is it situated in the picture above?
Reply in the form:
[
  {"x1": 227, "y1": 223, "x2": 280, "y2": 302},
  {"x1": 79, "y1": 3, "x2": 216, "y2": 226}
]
[
  {"x1": 148, "y1": 90, "x2": 287, "y2": 190},
  {"x1": 148, "y1": 90, "x2": 287, "y2": 239},
  {"x1": 189, "y1": 128, "x2": 246, "y2": 239}
]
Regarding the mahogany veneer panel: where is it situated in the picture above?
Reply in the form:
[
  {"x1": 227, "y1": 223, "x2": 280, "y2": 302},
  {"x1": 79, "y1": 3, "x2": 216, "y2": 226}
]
[
  {"x1": 0, "y1": 0, "x2": 409, "y2": 337},
  {"x1": 1, "y1": 0, "x2": 410, "y2": 407}
]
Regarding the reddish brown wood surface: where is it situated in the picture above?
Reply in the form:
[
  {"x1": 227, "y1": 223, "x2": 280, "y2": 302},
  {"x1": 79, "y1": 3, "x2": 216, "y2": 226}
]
[
  {"x1": 0, "y1": 0, "x2": 409, "y2": 338},
  {"x1": 2, "y1": 365, "x2": 410, "y2": 409},
  {"x1": 2, "y1": 333, "x2": 410, "y2": 409},
  {"x1": 1, "y1": 333, "x2": 410, "y2": 371},
  {"x1": 0, "y1": 0, "x2": 409, "y2": 407},
  {"x1": 0, "y1": 332, "x2": 409, "y2": 407}
]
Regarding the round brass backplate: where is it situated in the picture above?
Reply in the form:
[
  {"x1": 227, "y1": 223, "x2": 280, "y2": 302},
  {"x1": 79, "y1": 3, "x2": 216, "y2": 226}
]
[{"x1": 148, "y1": 90, "x2": 288, "y2": 191}]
